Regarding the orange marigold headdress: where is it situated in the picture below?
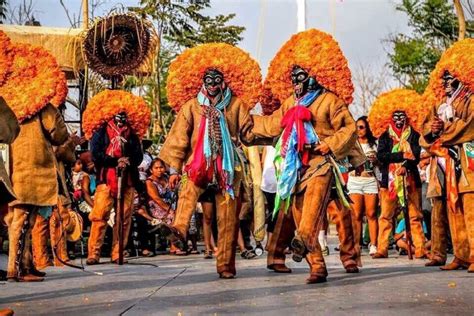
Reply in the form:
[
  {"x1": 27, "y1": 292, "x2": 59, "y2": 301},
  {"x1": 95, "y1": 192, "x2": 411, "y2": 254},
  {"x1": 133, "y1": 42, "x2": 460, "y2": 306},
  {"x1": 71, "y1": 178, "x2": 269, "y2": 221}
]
[
  {"x1": 83, "y1": 90, "x2": 151, "y2": 140},
  {"x1": 259, "y1": 79, "x2": 281, "y2": 115},
  {"x1": 423, "y1": 39, "x2": 474, "y2": 107},
  {"x1": 166, "y1": 43, "x2": 262, "y2": 112},
  {"x1": 368, "y1": 88, "x2": 425, "y2": 138},
  {"x1": 0, "y1": 30, "x2": 13, "y2": 87},
  {"x1": 266, "y1": 29, "x2": 354, "y2": 105},
  {"x1": 51, "y1": 70, "x2": 68, "y2": 107},
  {"x1": 0, "y1": 41, "x2": 64, "y2": 122}
]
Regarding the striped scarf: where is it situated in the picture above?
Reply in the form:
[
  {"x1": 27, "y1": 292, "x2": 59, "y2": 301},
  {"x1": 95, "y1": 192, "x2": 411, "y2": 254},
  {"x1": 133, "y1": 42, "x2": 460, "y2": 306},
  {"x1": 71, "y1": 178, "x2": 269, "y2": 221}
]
[
  {"x1": 273, "y1": 90, "x2": 322, "y2": 216},
  {"x1": 184, "y1": 86, "x2": 236, "y2": 198},
  {"x1": 388, "y1": 124, "x2": 412, "y2": 207}
]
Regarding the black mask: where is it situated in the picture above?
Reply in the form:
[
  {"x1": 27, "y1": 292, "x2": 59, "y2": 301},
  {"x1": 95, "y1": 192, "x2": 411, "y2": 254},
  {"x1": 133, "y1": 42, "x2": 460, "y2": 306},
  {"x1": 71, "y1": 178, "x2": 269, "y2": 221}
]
[
  {"x1": 114, "y1": 112, "x2": 128, "y2": 127},
  {"x1": 203, "y1": 68, "x2": 225, "y2": 97},
  {"x1": 291, "y1": 65, "x2": 315, "y2": 98},
  {"x1": 442, "y1": 71, "x2": 460, "y2": 97},
  {"x1": 392, "y1": 111, "x2": 407, "y2": 130}
]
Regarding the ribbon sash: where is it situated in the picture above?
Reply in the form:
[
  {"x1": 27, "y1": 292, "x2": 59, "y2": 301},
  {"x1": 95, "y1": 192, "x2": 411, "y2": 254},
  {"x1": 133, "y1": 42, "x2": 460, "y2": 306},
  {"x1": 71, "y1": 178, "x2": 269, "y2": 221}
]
[
  {"x1": 185, "y1": 87, "x2": 236, "y2": 198},
  {"x1": 273, "y1": 90, "x2": 322, "y2": 216}
]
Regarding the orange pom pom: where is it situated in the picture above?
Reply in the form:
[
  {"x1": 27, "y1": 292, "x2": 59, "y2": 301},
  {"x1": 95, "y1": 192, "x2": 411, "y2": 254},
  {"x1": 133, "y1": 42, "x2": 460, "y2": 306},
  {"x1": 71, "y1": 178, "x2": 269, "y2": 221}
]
[
  {"x1": 83, "y1": 90, "x2": 151, "y2": 140},
  {"x1": 259, "y1": 80, "x2": 281, "y2": 115},
  {"x1": 266, "y1": 29, "x2": 354, "y2": 105},
  {"x1": 0, "y1": 42, "x2": 63, "y2": 122},
  {"x1": 50, "y1": 70, "x2": 68, "y2": 107},
  {"x1": 166, "y1": 43, "x2": 262, "y2": 112},
  {"x1": 0, "y1": 30, "x2": 13, "y2": 87},
  {"x1": 368, "y1": 88, "x2": 425, "y2": 138},
  {"x1": 424, "y1": 39, "x2": 474, "y2": 107}
]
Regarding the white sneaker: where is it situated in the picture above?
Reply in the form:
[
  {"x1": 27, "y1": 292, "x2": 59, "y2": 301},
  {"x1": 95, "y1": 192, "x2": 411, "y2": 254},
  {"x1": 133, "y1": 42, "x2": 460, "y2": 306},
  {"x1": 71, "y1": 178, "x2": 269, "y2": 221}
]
[{"x1": 369, "y1": 244, "x2": 377, "y2": 256}]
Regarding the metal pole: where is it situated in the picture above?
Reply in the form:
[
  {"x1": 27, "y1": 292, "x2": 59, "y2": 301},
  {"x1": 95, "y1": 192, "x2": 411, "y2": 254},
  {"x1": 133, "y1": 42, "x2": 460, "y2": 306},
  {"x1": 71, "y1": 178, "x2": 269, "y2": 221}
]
[
  {"x1": 82, "y1": 0, "x2": 89, "y2": 29},
  {"x1": 296, "y1": 0, "x2": 306, "y2": 32}
]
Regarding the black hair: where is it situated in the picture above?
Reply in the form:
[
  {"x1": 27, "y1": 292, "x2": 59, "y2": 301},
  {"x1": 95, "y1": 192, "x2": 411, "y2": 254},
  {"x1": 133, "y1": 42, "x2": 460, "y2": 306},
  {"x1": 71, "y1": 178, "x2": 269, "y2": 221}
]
[
  {"x1": 149, "y1": 158, "x2": 166, "y2": 172},
  {"x1": 357, "y1": 116, "x2": 377, "y2": 148}
]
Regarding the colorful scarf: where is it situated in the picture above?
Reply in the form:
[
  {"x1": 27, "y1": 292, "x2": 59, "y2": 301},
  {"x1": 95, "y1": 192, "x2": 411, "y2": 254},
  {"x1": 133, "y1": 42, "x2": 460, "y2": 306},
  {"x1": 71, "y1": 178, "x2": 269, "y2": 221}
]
[
  {"x1": 273, "y1": 90, "x2": 322, "y2": 216},
  {"x1": 430, "y1": 141, "x2": 460, "y2": 213},
  {"x1": 105, "y1": 120, "x2": 130, "y2": 197},
  {"x1": 430, "y1": 85, "x2": 473, "y2": 213},
  {"x1": 388, "y1": 123, "x2": 412, "y2": 207},
  {"x1": 184, "y1": 86, "x2": 236, "y2": 198}
]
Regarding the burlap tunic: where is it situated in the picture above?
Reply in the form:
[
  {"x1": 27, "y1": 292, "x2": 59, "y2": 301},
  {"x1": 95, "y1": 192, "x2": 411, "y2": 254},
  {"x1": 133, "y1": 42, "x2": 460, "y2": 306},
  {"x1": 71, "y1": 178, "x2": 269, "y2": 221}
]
[
  {"x1": 0, "y1": 97, "x2": 20, "y2": 204},
  {"x1": 9, "y1": 104, "x2": 68, "y2": 207},
  {"x1": 246, "y1": 92, "x2": 362, "y2": 190}
]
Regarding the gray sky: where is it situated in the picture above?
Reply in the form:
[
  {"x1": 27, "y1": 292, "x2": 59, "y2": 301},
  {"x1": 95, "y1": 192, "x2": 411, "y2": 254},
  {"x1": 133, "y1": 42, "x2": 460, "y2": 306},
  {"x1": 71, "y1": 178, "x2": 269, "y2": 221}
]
[{"x1": 7, "y1": 0, "x2": 411, "y2": 116}]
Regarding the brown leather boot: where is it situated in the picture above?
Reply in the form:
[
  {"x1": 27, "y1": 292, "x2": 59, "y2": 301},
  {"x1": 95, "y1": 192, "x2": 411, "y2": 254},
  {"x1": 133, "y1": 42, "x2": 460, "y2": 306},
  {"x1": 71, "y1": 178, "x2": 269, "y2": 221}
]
[
  {"x1": 86, "y1": 258, "x2": 100, "y2": 265},
  {"x1": 159, "y1": 224, "x2": 187, "y2": 251},
  {"x1": 440, "y1": 258, "x2": 469, "y2": 271},
  {"x1": 306, "y1": 274, "x2": 327, "y2": 284},
  {"x1": 267, "y1": 264, "x2": 292, "y2": 273},
  {"x1": 372, "y1": 252, "x2": 388, "y2": 259},
  {"x1": 219, "y1": 271, "x2": 235, "y2": 279},
  {"x1": 8, "y1": 273, "x2": 44, "y2": 282},
  {"x1": 425, "y1": 259, "x2": 446, "y2": 267},
  {"x1": 468, "y1": 264, "x2": 474, "y2": 273},
  {"x1": 0, "y1": 308, "x2": 14, "y2": 316},
  {"x1": 345, "y1": 263, "x2": 359, "y2": 273},
  {"x1": 26, "y1": 267, "x2": 46, "y2": 277}
]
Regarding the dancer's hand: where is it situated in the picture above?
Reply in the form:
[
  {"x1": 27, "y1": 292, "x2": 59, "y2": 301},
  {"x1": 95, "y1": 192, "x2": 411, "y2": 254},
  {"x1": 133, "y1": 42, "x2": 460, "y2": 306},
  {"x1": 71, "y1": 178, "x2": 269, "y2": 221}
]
[
  {"x1": 431, "y1": 117, "x2": 444, "y2": 135},
  {"x1": 117, "y1": 157, "x2": 129, "y2": 169},
  {"x1": 169, "y1": 174, "x2": 180, "y2": 189},
  {"x1": 396, "y1": 166, "x2": 407, "y2": 176},
  {"x1": 403, "y1": 152, "x2": 415, "y2": 160},
  {"x1": 315, "y1": 141, "x2": 331, "y2": 155}
]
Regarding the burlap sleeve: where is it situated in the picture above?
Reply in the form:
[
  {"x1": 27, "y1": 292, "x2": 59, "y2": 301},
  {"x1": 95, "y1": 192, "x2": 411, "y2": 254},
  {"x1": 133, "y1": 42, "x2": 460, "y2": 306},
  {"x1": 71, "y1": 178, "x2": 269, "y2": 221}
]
[
  {"x1": 323, "y1": 96, "x2": 357, "y2": 160},
  {"x1": 159, "y1": 100, "x2": 194, "y2": 173}
]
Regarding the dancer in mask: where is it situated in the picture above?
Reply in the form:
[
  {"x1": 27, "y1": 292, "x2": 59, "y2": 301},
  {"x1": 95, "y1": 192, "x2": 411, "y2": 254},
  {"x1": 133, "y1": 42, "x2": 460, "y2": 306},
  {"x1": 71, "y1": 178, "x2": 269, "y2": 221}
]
[
  {"x1": 368, "y1": 89, "x2": 426, "y2": 259},
  {"x1": 243, "y1": 29, "x2": 363, "y2": 284},
  {"x1": 158, "y1": 43, "x2": 262, "y2": 279},
  {"x1": 421, "y1": 39, "x2": 474, "y2": 271},
  {"x1": 82, "y1": 90, "x2": 148, "y2": 265}
]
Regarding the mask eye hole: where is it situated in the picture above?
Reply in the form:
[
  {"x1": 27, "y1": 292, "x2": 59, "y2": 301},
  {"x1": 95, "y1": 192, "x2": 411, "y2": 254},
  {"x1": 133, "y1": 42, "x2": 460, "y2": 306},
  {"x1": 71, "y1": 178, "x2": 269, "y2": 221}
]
[
  {"x1": 204, "y1": 77, "x2": 213, "y2": 84},
  {"x1": 297, "y1": 73, "x2": 307, "y2": 82},
  {"x1": 215, "y1": 77, "x2": 222, "y2": 84}
]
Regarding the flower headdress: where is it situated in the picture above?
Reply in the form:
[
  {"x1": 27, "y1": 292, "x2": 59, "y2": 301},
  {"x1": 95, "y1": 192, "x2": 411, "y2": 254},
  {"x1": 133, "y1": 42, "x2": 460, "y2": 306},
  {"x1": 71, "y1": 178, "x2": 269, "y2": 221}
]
[
  {"x1": 259, "y1": 79, "x2": 281, "y2": 115},
  {"x1": 424, "y1": 39, "x2": 474, "y2": 107},
  {"x1": 266, "y1": 29, "x2": 354, "y2": 105},
  {"x1": 166, "y1": 43, "x2": 262, "y2": 112},
  {"x1": 0, "y1": 30, "x2": 13, "y2": 87},
  {"x1": 368, "y1": 88, "x2": 425, "y2": 138},
  {"x1": 82, "y1": 90, "x2": 151, "y2": 140},
  {"x1": 50, "y1": 70, "x2": 68, "y2": 107},
  {"x1": 0, "y1": 41, "x2": 65, "y2": 122}
]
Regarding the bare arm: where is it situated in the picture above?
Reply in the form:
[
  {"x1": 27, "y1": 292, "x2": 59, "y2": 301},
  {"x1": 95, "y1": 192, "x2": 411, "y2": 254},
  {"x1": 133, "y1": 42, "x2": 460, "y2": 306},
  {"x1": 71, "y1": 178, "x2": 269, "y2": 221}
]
[
  {"x1": 82, "y1": 174, "x2": 94, "y2": 207},
  {"x1": 146, "y1": 180, "x2": 171, "y2": 210}
]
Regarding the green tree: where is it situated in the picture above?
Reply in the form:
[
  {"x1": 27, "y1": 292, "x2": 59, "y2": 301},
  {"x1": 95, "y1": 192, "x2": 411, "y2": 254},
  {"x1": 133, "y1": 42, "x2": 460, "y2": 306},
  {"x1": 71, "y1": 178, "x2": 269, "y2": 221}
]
[
  {"x1": 0, "y1": 0, "x2": 7, "y2": 23},
  {"x1": 386, "y1": 0, "x2": 474, "y2": 93},
  {"x1": 128, "y1": 0, "x2": 245, "y2": 142}
]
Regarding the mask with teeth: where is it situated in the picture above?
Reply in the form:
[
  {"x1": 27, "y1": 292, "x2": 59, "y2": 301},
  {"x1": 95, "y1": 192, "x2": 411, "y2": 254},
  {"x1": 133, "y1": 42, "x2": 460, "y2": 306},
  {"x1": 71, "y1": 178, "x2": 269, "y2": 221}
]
[{"x1": 203, "y1": 68, "x2": 226, "y2": 98}]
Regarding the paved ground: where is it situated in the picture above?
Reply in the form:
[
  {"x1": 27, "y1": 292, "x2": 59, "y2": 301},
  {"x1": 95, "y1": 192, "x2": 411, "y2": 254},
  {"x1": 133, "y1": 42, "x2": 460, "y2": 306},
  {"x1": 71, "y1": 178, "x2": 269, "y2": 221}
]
[{"x1": 1, "y1": 236, "x2": 473, "y2": 316}]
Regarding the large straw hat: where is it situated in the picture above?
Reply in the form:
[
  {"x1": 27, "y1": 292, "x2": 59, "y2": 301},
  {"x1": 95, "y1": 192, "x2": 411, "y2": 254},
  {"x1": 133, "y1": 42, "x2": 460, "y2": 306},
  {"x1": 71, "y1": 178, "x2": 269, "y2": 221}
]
[{"x1": 67, "y1": 210, "x2": 83, "y2": 242}]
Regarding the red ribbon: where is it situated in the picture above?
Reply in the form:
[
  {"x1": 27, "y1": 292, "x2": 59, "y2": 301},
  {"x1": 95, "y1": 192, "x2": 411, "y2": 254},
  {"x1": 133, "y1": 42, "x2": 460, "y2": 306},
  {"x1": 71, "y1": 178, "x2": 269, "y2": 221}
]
[
  {"x1": 280, "y1": 106, "x2": 312, "y2": 165},
  {"x1": 184, "y1": 115, "x2": 224, "y2": 188}
]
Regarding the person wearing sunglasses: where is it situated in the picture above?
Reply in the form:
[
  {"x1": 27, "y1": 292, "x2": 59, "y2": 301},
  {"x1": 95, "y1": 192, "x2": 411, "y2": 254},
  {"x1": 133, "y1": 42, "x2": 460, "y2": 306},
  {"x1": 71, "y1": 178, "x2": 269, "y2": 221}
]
[{"x1": 346, "y1": 116, "x2": 380, "y2": 262}]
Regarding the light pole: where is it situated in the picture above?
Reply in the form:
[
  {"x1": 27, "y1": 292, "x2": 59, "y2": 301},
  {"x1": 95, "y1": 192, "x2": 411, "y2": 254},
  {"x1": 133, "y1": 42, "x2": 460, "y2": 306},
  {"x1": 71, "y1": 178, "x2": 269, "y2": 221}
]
[{"x1": 296, "y1": 0, "x2": 306, "y2": 32}]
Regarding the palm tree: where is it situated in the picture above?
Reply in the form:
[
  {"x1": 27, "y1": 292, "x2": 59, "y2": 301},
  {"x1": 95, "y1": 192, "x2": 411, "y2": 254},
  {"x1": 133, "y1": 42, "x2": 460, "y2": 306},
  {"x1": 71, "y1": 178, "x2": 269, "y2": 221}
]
[{"x1": 0, "y1": 0, "x2": 7, "y2": 23}]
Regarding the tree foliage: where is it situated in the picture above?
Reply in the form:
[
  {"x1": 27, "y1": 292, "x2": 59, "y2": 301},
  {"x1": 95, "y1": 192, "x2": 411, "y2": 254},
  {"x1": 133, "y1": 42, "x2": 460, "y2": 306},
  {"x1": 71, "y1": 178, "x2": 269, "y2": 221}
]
[
  {"x1": 386, "y1": 0, "x2": 474, "y2": 93},
  {"x1": 0, "y1": 0, "x2": 6, "y2": 23},
  {"x1": 128, "y1": 0, "x2": 245, "y2": 142}
]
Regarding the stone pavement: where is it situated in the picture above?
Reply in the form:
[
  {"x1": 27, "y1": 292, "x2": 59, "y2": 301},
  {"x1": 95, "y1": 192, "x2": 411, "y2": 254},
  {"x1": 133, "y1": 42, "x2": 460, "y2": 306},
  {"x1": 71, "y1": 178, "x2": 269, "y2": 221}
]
[{"x1": 0, "y1": 241, "x2": 473, "y2": 315}]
